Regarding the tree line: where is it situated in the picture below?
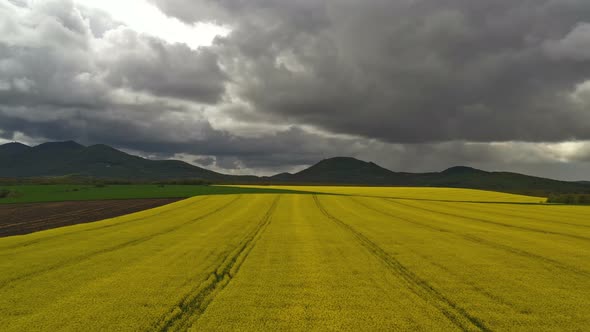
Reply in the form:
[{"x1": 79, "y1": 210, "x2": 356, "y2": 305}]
[{"x1": 547, "y1": 194, "x2": 590, "y2": 205}]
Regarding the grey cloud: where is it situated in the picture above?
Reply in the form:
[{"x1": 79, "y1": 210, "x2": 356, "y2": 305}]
[
  {"x1": 192, "y1": 156, "x2": 215, "y2": 167},
  {"x1": 3, "y1": 99, "x2": 590, "y2": 180},
  {"x1": 0, "y1": 2, "x2": 104, "y2": 110},
  {"x1": 7, "y1": 0, "x2": 27, "y2": 6},
  {"x1": 0, "y1": 103, "x2": 354, "y2": 173},
  {"x1": 146, "y1": 0, "x2": 226, "y2": 24},
  {"x1": 100, "y1": 28, "x2": 227, "y2": 104},
  {"x1": 566, "y1": 145, "x2": 590, "y2": 162},
  {"x1": 154, "y1": 0, "x2": 590, "y2": 143},
  {"x1": 150, "y1": 0, "x2": 328, "y2": 31},
  {"x1": 3, "y1": 0, "x2": 590, "y2": 180},
  {"x1": 377, "y1": 142, "x2": 590, "y2": 182},
  {"x1": 0, "y1": 1, "x2": 226, "y2": 109},
  {"x1": 78, "y1": 6, "x2": 123, "y2": 38},
  {"x1": 36, "y1": 0, "x2": 89, "y2": 36},
  {"x1": 544, "y1": 23, "x2": 590, "y2": 61}
]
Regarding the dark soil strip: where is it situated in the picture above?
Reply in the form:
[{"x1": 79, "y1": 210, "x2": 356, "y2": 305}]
[
  {"x1": 0, "y1": 198, "x2": 210, "y2": 251},
  {"x1": 0, "y1": 199, "x2": 182, "y2": 237},
  {"x1": 0, "y1": 196, "x2": 242, "y2": 290},
  {"x1": 313, "y1": 195, "x2": 491, "y2": 332}
]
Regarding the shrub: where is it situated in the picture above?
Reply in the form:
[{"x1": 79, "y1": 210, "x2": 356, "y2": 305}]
[{"x1": 0, "y1": 189, "x2": 10, "y2": 198}]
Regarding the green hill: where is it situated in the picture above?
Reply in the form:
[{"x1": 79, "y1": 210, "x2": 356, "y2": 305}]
[
  {"x1": 0, "y1": 141, "x2": 230, "y2": 180},
  {"x1": 1, "y1": 142, "x2": 589, "y2": 195},
  {"x1": 271, "y1": 157, "x2": 397, "y2": 184},
  {"x1": 269, "y1": 158, "x2": 590, "y2": 196}
]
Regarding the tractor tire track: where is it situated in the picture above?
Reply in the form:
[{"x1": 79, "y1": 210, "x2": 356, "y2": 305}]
[
  {"x1": 313, "y1": 195, "x2": 491, "y2": 332},
  {"x1": 450, "y1": 205, "x2": 590, "y2": 228},
  {"x1": 366, "y1": 198, "x2": 590, "y2": 278},
  {"x1": 0, "y1": 196, "x2": 241, "y2": 290},
  {"x1": 429, "y1": 202, "x2": 590, "y2": 230},
  {"x1": 154, "y1": 195, "x2": 281, "y2": 332},
  {"x1": 391, "y1": 199, "x2": 590, "y2": 242},
  {"x1": 348, "y1": 197, "x2": 517, "y2": 309}
]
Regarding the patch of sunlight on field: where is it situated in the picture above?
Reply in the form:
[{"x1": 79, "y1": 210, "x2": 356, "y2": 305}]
[
  {"x1": 230, "y1": 185, "x2": 545, "y2": 203},
  {"x1": 1, "y1": 187, "x2": 589, "y2": 331}
]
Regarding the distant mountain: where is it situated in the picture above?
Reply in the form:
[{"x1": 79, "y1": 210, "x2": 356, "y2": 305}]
[
  {"x1": 271, "y1": 157, "x2": 396, "y2": 184},
  {"x1": 0, "y1": 142, "x2": 31, "y2": 166},
  {"x1": 0, "y1": 141, "x2": 234, "y2": 180},
  {"x1": 410, "y1": 168, "x2": 590, "y2": 195},
  {"x1": 0, "y1": 142, "x2": 30, "y2": 156},
  {"x1": 269, "y1": 157, "x2": 590, "y2": 196},
  {"x1": 2, "y1": 141, "x2": 589, "y2": 195}
]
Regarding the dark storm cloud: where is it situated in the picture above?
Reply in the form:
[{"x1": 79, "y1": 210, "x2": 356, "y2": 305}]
[
  {"x1": 99, "y1": 29, "x2": 227, "y2": 104},
  {"x1": 2, "y1": 0, "x2": 590, "y2": 178},
  {"x1": 371, "y1": 142, "x2": 590, "y2": 181},
  {"x1": 0, "y1": 0, "x2": 338, "y2": 173},
  {"x1": 0, "y1": 103, "x2": 358, "y2": 173},
  {"x1": 545, "y1": 23, "x2": 590, "y2": 61},
  {"x1": 153, "y1": 0, "x2": 590, "y2": 143}
]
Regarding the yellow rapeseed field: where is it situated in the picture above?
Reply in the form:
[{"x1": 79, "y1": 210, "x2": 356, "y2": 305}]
[{"x1": 1, "y1": 187, "x2": 589, "y2": 331}]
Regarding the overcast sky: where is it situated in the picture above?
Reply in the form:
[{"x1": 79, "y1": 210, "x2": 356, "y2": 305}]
[{"x1": 1, "y1": 0, "x2": 590, "y2": 180}]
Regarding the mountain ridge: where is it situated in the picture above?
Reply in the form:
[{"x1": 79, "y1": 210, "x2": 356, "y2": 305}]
[
  {"x1": 1, "y1": 141, "x2": 589, "y2": 195},
  {"x1": 0, "y1": 141, "x2": 232, "y2": 180}
]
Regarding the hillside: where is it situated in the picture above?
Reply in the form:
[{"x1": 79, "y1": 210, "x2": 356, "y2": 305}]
[
  {"x1": 1, "y1": 141, "x2": 589, "y2": 195},
  {"x1": 0, "y1": 141, "x2": 231, "y2": 180},
  {"x1": 410, "y1": 167, "x2": 590, "y2": 196},
  {"x1": 269, "y1": 158, "x2": 590, "y2": 195},
  {"x1": 270, "y1": 157, "x2": 399, "y2": 184}
]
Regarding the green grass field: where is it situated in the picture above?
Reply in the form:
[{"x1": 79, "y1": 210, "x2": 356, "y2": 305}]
[
  {"x1": 1, "y1": 187, "x2": 589, "y2": 331},
  {"x1": 0, "y1": 184, "x2": 309, "y2": 204}
]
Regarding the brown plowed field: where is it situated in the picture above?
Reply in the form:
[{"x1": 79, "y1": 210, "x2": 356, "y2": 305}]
[{"x1": 0, "y1": 198, "x2": 181, "y2": 237}]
